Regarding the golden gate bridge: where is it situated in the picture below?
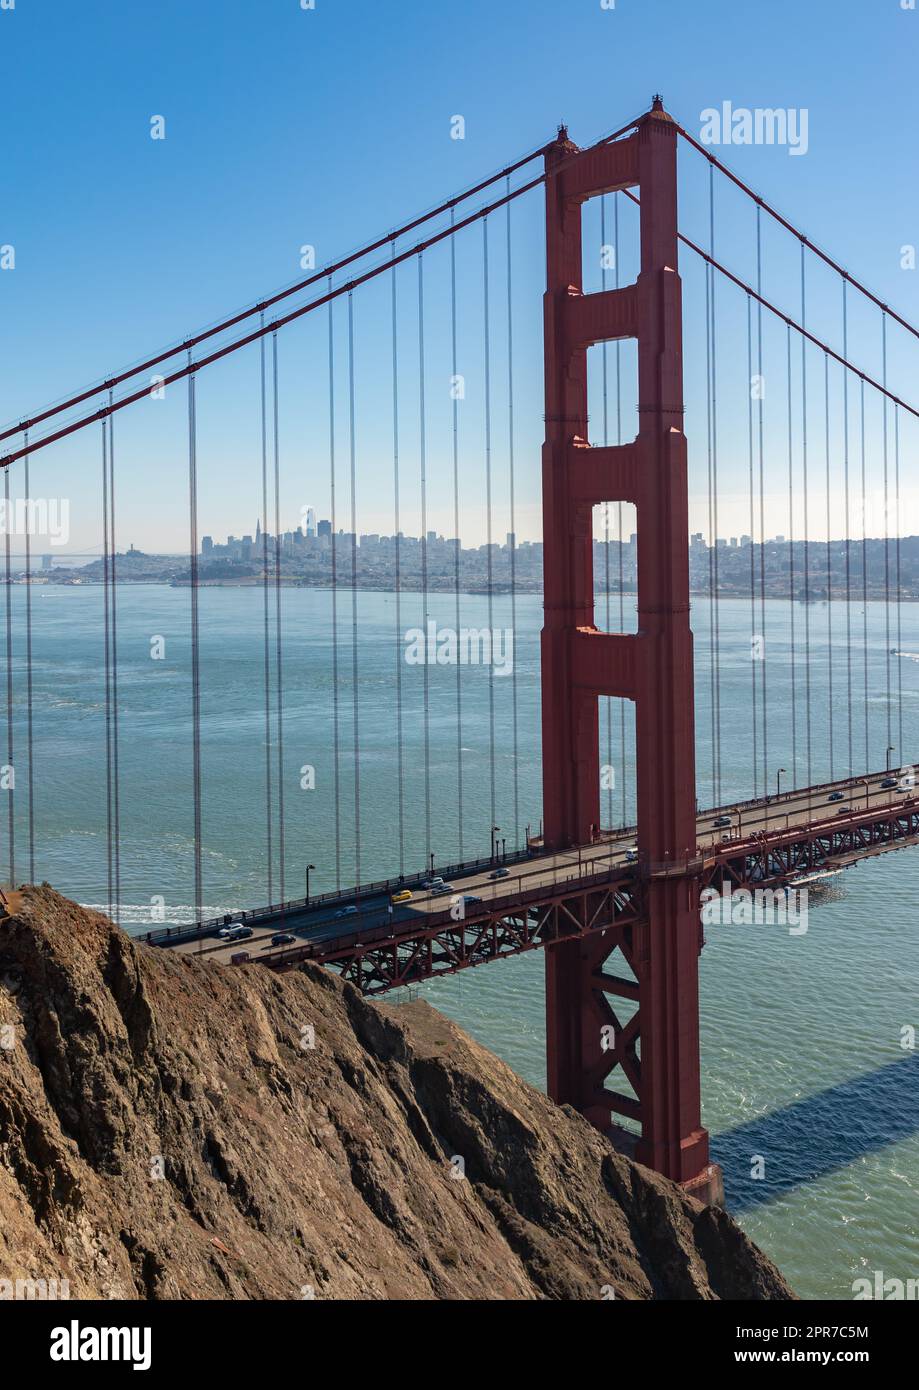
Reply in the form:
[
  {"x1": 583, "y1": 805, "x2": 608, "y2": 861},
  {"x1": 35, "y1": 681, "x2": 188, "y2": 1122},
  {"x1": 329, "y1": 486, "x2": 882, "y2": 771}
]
[{"x1": 1, "y1": 98, "x2": 917, "y2": 1205}]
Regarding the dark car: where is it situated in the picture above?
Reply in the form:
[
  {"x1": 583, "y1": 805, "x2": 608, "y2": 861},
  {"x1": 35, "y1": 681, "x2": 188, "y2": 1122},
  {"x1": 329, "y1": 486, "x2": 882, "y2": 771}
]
[
  {"x1": 828, "y1": 791, "x2": 845, "y2": 802},
  {"x1": 881, "y1": 777, "x2": 898, "y2": 790},
  {"x1": 489, "y1": 867, "x2": 509, "y2": 879},
  {"x1": 271, "y1": 932, "x2": 296, "y2": 946}
]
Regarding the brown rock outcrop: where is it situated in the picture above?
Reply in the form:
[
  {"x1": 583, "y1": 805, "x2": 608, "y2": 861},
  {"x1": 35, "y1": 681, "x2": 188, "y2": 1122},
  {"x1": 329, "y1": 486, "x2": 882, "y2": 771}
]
[{"x1": 0, "y1": 886, "x2": 793, "y2": 1300}]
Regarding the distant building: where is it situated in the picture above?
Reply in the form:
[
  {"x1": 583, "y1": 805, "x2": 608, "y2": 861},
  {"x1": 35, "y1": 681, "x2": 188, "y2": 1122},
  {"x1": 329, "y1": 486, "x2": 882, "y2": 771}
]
[
  {"x1": 318, "y1": 519, "x2": 332, "y2": 538},
  {"x1": 202, "y1": 536, "x2": 213, "y2": 557}
]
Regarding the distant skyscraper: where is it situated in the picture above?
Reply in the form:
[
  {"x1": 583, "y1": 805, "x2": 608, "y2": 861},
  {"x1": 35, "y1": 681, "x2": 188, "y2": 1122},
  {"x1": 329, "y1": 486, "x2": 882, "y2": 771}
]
[
  {"x1": 305, "y1": 506, "x2": 316, "y2": 537},
  {"x1": 202, "y1": 536, "x2": 213, "y2": 557},
  {"x1": 318, "y1": 518, "x2": 332, "y2": 538}
]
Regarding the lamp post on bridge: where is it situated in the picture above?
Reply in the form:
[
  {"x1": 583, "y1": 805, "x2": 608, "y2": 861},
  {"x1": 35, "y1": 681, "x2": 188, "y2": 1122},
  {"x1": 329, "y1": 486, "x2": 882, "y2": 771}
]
[
  {"x1": 776, "y1": 768, "x2": 786, "y2": 799},
  {"x1": 491, "y1": 825, "x2": 500, "y2": 862},
  {"x1": 305, "y1": 863, "x2": 315, "y2": 904},
  {"x1": 887, "y1": 745, "x2": 895, "y2": 772}
]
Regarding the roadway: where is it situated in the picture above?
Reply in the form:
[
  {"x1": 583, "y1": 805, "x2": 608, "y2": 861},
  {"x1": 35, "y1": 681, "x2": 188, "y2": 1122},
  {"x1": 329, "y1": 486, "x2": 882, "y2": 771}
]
[{"x1": 167, "y1": 763, "x2": 915, "y2": 966}]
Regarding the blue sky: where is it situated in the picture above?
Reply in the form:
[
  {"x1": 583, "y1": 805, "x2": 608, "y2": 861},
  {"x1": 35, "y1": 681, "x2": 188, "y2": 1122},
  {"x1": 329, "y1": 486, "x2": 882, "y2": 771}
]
[{"x1": 2, "y1": 0, "x2": 918, "y2": 553}]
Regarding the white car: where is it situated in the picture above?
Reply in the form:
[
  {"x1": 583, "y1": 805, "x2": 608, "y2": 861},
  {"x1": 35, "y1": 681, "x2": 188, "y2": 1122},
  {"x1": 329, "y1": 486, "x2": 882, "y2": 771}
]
[
  {"x1": 625, "y1": 846, "x2": 638, "y2": 863},
  {"x1": 218, "y1": 924, "x2": 253, "y2": 942}
]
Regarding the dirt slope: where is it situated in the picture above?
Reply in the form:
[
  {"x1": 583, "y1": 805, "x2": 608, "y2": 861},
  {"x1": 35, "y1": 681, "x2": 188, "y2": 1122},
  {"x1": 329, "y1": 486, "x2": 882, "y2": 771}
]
[{"x1": 0, "y1": 886, "x2": 793, "y2": 1300}]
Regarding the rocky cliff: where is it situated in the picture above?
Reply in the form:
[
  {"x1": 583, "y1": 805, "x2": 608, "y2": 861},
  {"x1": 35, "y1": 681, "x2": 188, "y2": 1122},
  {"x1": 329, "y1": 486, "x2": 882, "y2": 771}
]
[{"x1": 0, "y1": 886, "x2": 793, "y2": 1300}]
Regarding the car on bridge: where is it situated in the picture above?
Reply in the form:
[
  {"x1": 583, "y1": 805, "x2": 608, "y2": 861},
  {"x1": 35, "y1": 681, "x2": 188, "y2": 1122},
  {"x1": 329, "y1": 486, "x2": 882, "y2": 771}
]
[
  {"x1": 828, "y1": 791, "x2": 845, "y2": 802},
  {"x1": 881, "y1": 777, "x2": 899, "y2": 790},
  {"x1": 712, "y1": 814, "x2": 731, "y2": 828},
  {"x1": 835, "y1": 806, "x2": 851, "y2": 815},
  {"x1": 390, "y1": 889, "x2": 413, "y2": 904},
  {"x1": 218, "y1": 924, "x2": 254, "y2": 941},
  {"x1": 270, "y1": 932, "x2": 296, "y2": 946},
  {"x1": 334, "y1": 905, "x2": 359, "y2": 919},
  {"x1": 421, "y1": 876, "x2": 446, "y2": 890},
  {"x1": 489, "y1": 867, "x2": 509, "y2": 879},
  {"x1": 431, "y1": 882, "x2": 455, "y2": 896},
  {"x1": 625, "y1": 846, "x2": 639, "y2": 862}
]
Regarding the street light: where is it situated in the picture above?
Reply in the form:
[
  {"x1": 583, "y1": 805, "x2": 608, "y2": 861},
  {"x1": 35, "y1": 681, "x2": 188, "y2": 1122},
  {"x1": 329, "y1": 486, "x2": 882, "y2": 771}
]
[
  {"x1": 776, "y1": 768, "x2": 786, "y2": 799},
  {"x1": 305, "y1": 863, "x2": 316, "y2": 903},
  {"x1": 887, "y1": 745, "x2": 895, "y2": 772},
  {"x1": 491, "y1": 825, "x2": 501, "y2": 861}
]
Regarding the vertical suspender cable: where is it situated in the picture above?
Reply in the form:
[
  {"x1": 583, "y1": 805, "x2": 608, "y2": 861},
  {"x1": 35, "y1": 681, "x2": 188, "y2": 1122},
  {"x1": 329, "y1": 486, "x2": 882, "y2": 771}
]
[
  {"x1": 418, "y1": 254, "x2": 431, "y2": 864},
  {"x1": 746, "y1": 295, "x2": 758, "y2": 798},
  {"x1": 259, "y1": 316, "x2": 274, "y2": 901},
  {"x1": 709, "y1": 166, "x2": 722, "y2": 803},
  {"x1": 895, "y1": 406, "x2": 903, "y2": 759},
  {"x1": 506, "y1": 180, "x2": 519, "y2": 848},
  {"x1": 823, "y1": 359, "x2": 834, "y2": 770},
  {"x1": 824, "y1": 355, "x2": 834, "y2": 779},
  {"x1": 483, "y1": 216, "x2": 496, "y2": 837},
  {"x1": 843, "y1": 285, "x2": 853, "y2": 776},
  {"x1": 107, "y1": 401, "x2": 122, "y2": 923},
  {"x1": 801, "y1": 249, "x2": 813, "y2": 790},
  {"x1": 392, "y1": 241, "x2": 406, "y2": 874},
  {"x1": 786, "y1": 327, "x2": 797, "y2": 786},
  {"x1": 4, "y1": 459, "x2": 14, "y2": 886},
  {"x1": 755, "y1": 208, "x2": 767, "y2": 796},
  {"x1": 601, "y1": 195, "x2": 613, "y2": 828},
  {"x1": 860, "y1": 377, "x2": 869, "y2": 770},
  {"x1": 347, "y1": 299, "x2": 360, "y2": 887},
  {"x1": 101, "y1": 421, "x2": 113, "y2": 914},
  {"x1": 187, "y1": 356, "x2": 203, "y2": 921},
  {"x1": 271, "y1": 332, "x2": 286, "y2": 904},
  {"x1": 704, "y1": 211, "x2": 717, "y2": 804},
  {"x1": 23, "y1": 433, "x2": 35, "y2": 880},
  {"x1": 327, "y1": 287, "x2": 341, "y2": 890},
  {"x1": 449, "y1": 217, "x2": 464, "y2": 861},
  {"x1": 882, "y1": 314, "x2": 892, "y2": 760}
]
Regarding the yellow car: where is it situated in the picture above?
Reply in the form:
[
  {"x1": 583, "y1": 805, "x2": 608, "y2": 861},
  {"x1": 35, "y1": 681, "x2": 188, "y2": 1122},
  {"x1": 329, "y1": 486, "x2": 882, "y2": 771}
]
[{"x1": 391, "y1": 889, "x2": 413, "y2": 905}]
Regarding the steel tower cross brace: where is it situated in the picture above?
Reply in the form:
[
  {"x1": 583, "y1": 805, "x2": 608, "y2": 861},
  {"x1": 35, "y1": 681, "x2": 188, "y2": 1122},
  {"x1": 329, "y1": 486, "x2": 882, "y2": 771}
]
[{"x1": 540, "y1": 100, "x2": 721, "y2": 1202}]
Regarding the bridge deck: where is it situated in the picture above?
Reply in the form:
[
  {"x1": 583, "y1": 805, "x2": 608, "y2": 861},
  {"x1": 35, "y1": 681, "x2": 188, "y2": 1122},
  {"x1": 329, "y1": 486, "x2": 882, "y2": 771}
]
[{"x1": 145, "y1": 764, "x2": 918, "y2": 990}]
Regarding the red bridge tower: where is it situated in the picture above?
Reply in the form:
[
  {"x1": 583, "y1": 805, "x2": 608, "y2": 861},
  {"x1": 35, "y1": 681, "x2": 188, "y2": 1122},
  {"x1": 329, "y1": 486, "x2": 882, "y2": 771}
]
[{"x1": 540, "y1": 99, "x2": 721, "y2": 1203}]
